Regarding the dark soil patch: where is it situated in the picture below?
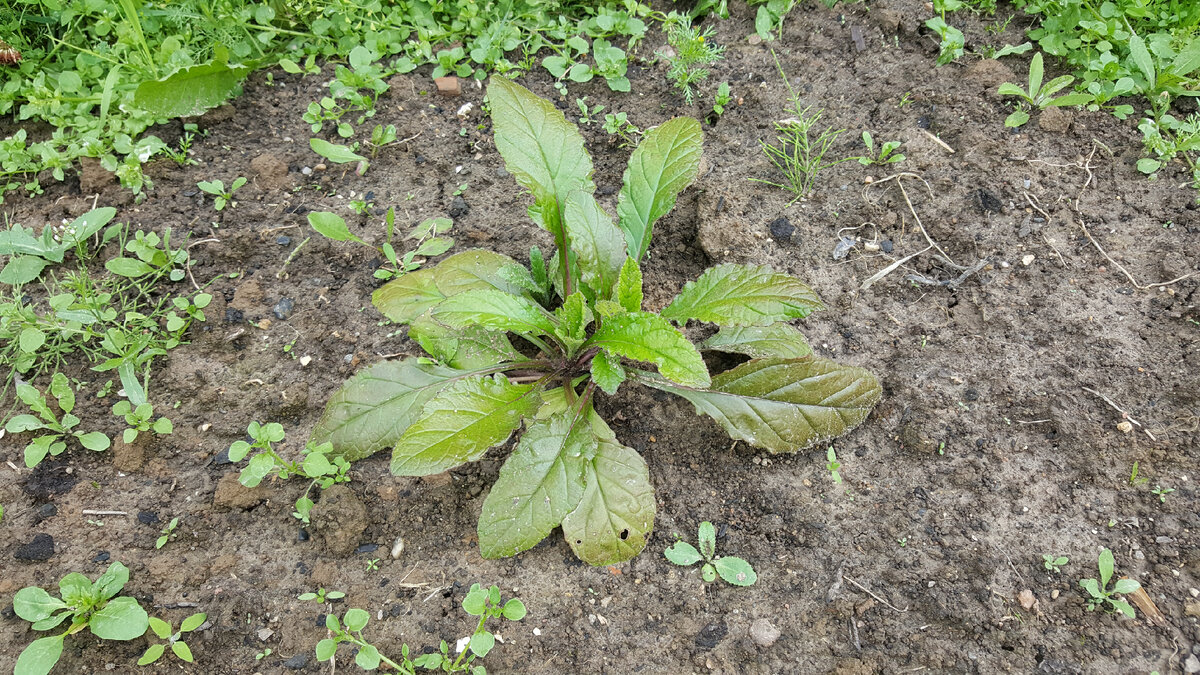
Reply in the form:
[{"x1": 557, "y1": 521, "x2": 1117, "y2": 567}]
[{"x1": 2, "y1": 1, "x2": 1198, "y2": 673}]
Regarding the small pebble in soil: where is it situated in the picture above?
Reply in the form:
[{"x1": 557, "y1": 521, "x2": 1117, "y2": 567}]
[
  {"x1": 315, "y1": 163, "x2": 326, "y2": 171},
  {"x1": 15, "y1": 533, "x2": 55, "y2": 561},
  {"x1": 299, "y1": 355, "x2": 312, "y2": 367},
  {"x1": 212, "y1": 448, "x2": 232, "y2": 465},
  {"x1": 495, "y1": 166, "x2": 510, "y2": 178},
  {"x1": 273, "y1": 298, "x2": 295, "y2": 320},
  {"x1": 343, "y1": 353, "x2": 355, "y2": 364},
  {"x1": 391, "y1": 536, "x2": 405, "y2": 559},
  {"x1": 36, "y1": 503, "x2": 57, "y2": 521},
  {"x1": 297, "y1": 529, "x2": 310, "y2": 542},
  {"x1": 276, "y1": 235, "x2": 291, "y2": 246},
  {"x1": 355, "y1": 543, "x2": 379, "y2": 554},
  {"x1": 832, "y1": 236, "x2": 856, "y2": 260},
  {"x1": 449, "y1": 195, "x2": 469, "y2": 218},
  {"x1": 301, "y1": 166, "x2": 312, "y2": 175},
  {"x1": 93, "y1": 551, "x2": 110, "y2": 563},
  {"x1": 1021, "y1": 254, "x2": 1035, "y2": 266},
  {"x1": 881, "y1": 239, "x2": 894, "y2": 253},
  {"x1": 750, "y1": 618, "x2": 780, "y2": 648},
  {"x1": 1018, "y1": 589, "x2": 1035, "y2": 610},
  {"x1": 965, "y1": 388, "x2": 979, "y2": 401},
  {"x1": 183, "y1": 188, "x2": 198, "y2": 197},
  {"x1": 137, "y1": 510, "x2": 158, "y2": 525},
  {"x1": 284, "y1": 654, "x2": 308, "y2": 669}
]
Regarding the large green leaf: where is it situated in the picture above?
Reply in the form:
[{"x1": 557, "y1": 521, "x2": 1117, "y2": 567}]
[
  {"x1": 433, "y1": 288, "x2": 558, "y2": 337},
  {"x1": 616, "y1": 256, "x2": 642, "y2": 312},
  {"x1": 372, "y1": 249, "x2": 526, "y2": 324},
  {"x1": 133, "y1": 56, "x2": 249, "y2": 118},
  {"x1": 311, "y1": 359, "x2": 483, "y2": 461},
  {"x1": 562, "y1": 415, "x2": 655, "y2": 565},
  {"x1": 89, "y1": 596, "x2": 148, "y2": 640},
  {"x1": 662, "y1": 264, "x2": 825, "y2": 326},
  {"x1": 616, "y1": 117, "x2": 703, "y2": 261},
  {"x1": 637, "y1": 357, "x2": 881, "y2": 454},
  {"x1": 587, "y1": 312, "x2": 709, "y2": 387},
  {"x1": 477, "y1": 412, "x2": 592, "y2": 558},
  {"x1": 0, "y1": 255, "x2": 50, "y2": 285},
  {"x1": 13, "y1": 587, "x2": 67, "y2": 622},
  {"x1": 390, "y1": 375, "x2": 540, "y2": 476},
  {"x1": 15, "y1": 636, "x2": 64, "y2": 675},
  {"x1": 409, "y1": 315, "x2": 527, "y2": 369},
  {"x1": 699, "y1": 324, "x2": 812, "y2": 359},
  {"x1": 488, "y1": 77, "x2": 594, "y2": 237},
  {"x1": 564, "y1": 190, "x2": 626, "y2": 300}
]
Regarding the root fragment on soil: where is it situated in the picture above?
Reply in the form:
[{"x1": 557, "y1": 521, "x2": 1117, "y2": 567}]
[
  {"x1": 843, "y1": 574, "x2": 909, "y2": 613},
  {"x1": 1077, "y1": 220, "x2": 1195, "y2": 291},
  {"x1": 1082, "y1": 386, "x2": 1157, "y2": 441},
  {"x1": 905, "y1": 257, "x2": 990, "y2": 290},
  {"x1": 81, "y1": 509, "x2": 128, "y2": 516},
  {"x1": 918, "y1": 128, "x2": 955, "y2": 154},
  {"x1": 860, "y1": 172, "x2": 964, "y2": 291}
]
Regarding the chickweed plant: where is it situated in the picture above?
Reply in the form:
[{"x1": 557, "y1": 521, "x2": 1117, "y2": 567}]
[
  {"x1": 226, "y1": 421, "x2": 351, "y2": 524},
  {"x1": 5, "y1": 372, "x2": 110, "y2": 467},
  {"x1": 317, "y1": 584, "x2": 525, "y2": 673},
  {"x1": 308, "y1": 78, "x2": 880, "y2": 566},
  {"x1": 1042, "y1": 554, "x2": 1068, "y2": 573},
  {"x1": 138, "y1": 612, "x2": 206, "y2": 665},
  {"x1": 858, "y1": 132, "x2": 905, "y2": 166}
]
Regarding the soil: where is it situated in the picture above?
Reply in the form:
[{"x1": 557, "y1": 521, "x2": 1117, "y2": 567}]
[{"x1": 3, "y1": 1, "x2": 1199, "y2": 673}]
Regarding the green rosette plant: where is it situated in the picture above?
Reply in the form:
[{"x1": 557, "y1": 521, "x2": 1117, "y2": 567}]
[{"x1": 309, "y1": 77, "x2": 881, "y2": 565}]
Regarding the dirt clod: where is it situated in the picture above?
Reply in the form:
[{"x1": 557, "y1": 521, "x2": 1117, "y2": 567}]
[
  {"x1": 309, "y1": 484, "x2": 370, "y2": 556},
  {"x1": 1038, "y1": 107, "x2": 1072, "y2": 133},
  {"x1": 14, "y1": 533, "x2": 55, "y2": 562},
  {"x1": 250, "y1": 153, "x2": 290, "y2": 191},
  {"x1": 112, "y1": 435, "x2": 147, "y2": 472},
  {"x1": 213, "y1": 472, "x2": 269, "y2": 510},
  {"x1": 435, "y1": 76, "x2": 461, "y2": 97},
  {"x1": 749, "y1": 618, "x2": 780, "y2": 648},
  {"x1": 1018, "y1": 589, "x2": 1035, "y2": 610}
]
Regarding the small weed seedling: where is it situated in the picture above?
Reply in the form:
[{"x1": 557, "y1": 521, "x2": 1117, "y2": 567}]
[
  {"x1": 602, "y1": 111, "x2": 641, "y2": 147},
  {"x1": 997, "y1": 52, "x2": 1093, "y2": 128},
  {"x1": 317, "y1": 584, "x2": 526, "y2": 673},
  {"x1": 308, "y1": 78, "x2": 879, "y2": 567},
  {"x1": 665, "y1": 521, "x2": 757, "y2": 586},
  {"x1": 1043, "y1": 554, "x2": 1068, "y2": 573},
  {"x1": 308, "y1": 209, "x2": 454, "y2": 281},
  {"x1": 196, "y1": 177, "x2": 247, "y2": 211},
  {"x1": 310, "y1": 138, "x2": 369, "y2": 175},
  {"x1": 1129, "y1": 461, "x2": 1149, "y2": 486},
  {"x1": 858, "y1": 132, "x2": 905, "y2": 166},
  {"x1": 1079, "y1": 548, "x2": 1139, "y2": 617},
  {"x1": 575, "y1": 97, "x2": 606, "y2": 125},
  {"x1": 226, "y1": 421, "x2": 351, "y2": 524},
  {"x1": 365, "y1": 558, "x2": 380, "y2": 572},
  {"x1": 712, "y1": 82, "x2": 732, "y2": 118},
  {"x1": 1151, "y1": 485, "x2": 1174, "y2": 503},
  {"x1": 156, "y1": 517, "x2": 179, "y2": 549},
  {"x1": 349, "y1": 198, "x2": 374, "y2": 216},
  {"x1": 299, "y1": 588, "x2": 345, "y2": 603},
  {"x1": 6, "y1": 372, "x2": 110, "y2": 467},
  {"x1": 14, "y1": 562, "x2": 149, "y2": 675},
  {"x1": 661, "y1": 13, "x2": 725, "y2": 104},
  {"x1": 825, "y1": 447, "x2": 843, "y2": 484},
  {"x1": 139, "y1": 612, "x2": 206, "y2": 665},
  {"x1": 256, "y1": 648, "x2": 273, "y2": 661},
  {"x1": 113, "y1": 400, "x2": 173, "y2": 444}
]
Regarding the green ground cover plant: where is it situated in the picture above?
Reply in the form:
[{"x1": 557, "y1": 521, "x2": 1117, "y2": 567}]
[
  {"x1": 665, "y1": 521, "x2": 757, "y2": 586},
  {"x1": 317, "y1": 583, "x2": 524, "y2": 673},
  {"x1": 308, "y1": 77, "x2": 881, "y2": 566},
  {"x1": 0, "y1": 1, "x2": 666, "y2": 201},
  {"x1": 997, "y1": 52, "x2": 1094, "y2": 127},
  {"x1": 14, "y1": 561, "x2": 149, "y2": 675}
]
